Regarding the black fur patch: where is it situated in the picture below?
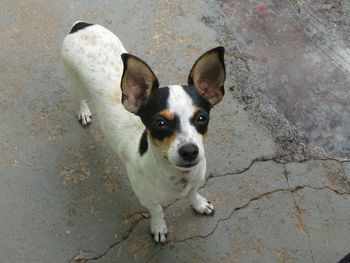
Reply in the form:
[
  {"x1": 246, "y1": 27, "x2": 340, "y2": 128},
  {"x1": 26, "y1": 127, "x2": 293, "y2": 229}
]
[
  {"x1": 139, "y1": 87, "x2": 173, "y2": 141},
  {"x1": 191, "y1": 110, "x2": 209, "y2": 135},
  {"x1": 138, "y1": 87, "x2": 183, "y2": 141},
  {"x1": 182, "y1": 85, "x2": 211, "y2": 134},
  {"x1": 139, "y1": 130, "x2": 148, "y2": 156},
  {"x1": 150, "y1": 115, "x2": 179, "y2": 141},
  {"x1": 70, "y1": 22, "x2": 94, "y2": 34},
  {"x1": 338, "y1": 253, "x2": 350, "y2": 263},
  {"x1": 139, "y1": 87, "x2": 169, "y2": 122},
  {"x1": 182, "y1": 85, "x2": 211, "y2": 113}
]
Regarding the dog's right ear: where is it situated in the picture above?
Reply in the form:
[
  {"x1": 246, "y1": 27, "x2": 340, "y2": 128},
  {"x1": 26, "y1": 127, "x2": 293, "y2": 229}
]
[
  {"x1": 120, "y1": 54, "x2": 159, "y2": 114},
  {"x1": 188, "y1": 46, "x2": 226, "y2": 107}
]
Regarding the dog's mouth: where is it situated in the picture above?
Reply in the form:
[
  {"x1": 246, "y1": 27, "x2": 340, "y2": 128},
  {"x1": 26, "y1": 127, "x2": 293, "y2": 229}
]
[
  {"x1": 175, "y1": 161, "x2": 199, "y2": 169},
  {"x1": 163, "y1": 156, "x2": 198, "y2": 170}
]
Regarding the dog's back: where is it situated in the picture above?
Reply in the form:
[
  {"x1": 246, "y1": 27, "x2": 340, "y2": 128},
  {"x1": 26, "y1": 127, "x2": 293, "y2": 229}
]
[
  {"x1": 61, "y1": 22, "x2": 142, "y2": 161},
  {"x1": 62, "y1": 22, "x2": 125, "y2": 98}
]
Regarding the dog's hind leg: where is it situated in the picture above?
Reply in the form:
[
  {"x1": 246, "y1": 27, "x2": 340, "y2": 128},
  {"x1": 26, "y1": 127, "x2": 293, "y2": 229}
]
[{"x1": 64, "y1": 65, "x2": 92, "y2": 126}]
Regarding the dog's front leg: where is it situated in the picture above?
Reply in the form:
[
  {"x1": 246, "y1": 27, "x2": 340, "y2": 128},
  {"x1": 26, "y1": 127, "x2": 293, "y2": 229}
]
[
  {"x1": 127, "y1": 165, "x2": 168, "y2": 244},
  {"x1": 187, "y1": 186, "x2": 215, "y2": 215},
  {"x1": 144, "y1": 203, "x2": 167, "y2": 244}
]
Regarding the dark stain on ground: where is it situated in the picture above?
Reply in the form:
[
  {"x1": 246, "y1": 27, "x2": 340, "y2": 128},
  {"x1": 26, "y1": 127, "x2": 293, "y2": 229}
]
[{"x1": 217, "y1": 0, "x2": 350, "y2": 158}]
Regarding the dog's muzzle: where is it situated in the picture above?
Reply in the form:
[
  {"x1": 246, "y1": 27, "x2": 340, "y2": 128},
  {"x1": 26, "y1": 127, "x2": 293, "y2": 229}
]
[{"x1": 176, "y1": 143, "x2": 199, "y2": 168}]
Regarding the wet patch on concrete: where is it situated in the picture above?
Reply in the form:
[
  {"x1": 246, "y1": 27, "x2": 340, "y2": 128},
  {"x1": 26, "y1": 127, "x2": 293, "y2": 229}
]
[{"x1": 210, "y1": 0, "x2": 350, "y2": 158}]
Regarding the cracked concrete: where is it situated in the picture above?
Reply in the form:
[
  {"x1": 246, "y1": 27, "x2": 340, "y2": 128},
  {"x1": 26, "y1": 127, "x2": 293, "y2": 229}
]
[
  {"x1": 86, "y1": 157, "x2": 350, "y2": 262},
  {"x1": 63, "y1": 156, "x2": 350, "y2": 262},
  {"x1": 1, "y1": 0, "x2": 350, "y2": 262}
]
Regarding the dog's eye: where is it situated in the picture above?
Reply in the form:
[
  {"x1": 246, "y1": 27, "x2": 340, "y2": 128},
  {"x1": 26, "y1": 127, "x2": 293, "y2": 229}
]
[
  {"x1": 195, "y1": 112, "x2": 208, "y2": 124},
  {"x1": 154, "y1": 118, "x2": 166, "y2": 128},
  {"x1": 197, "y1": 115, "x2": 207, "y2": 122}
]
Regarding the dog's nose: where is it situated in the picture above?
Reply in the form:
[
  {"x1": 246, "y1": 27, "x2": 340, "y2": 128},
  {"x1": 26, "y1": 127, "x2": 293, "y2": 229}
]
[{"x1": 179, "y1": 143, "x2": 199, "y2": 162}]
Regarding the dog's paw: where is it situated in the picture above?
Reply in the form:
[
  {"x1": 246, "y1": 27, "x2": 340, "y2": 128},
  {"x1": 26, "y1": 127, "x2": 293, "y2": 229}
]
[
  {"x1": 151, "y1": 219, "x2": 168, "y2": 245},
  {"x1": 78, "y1": 101, "x2": 92, "y2": 126},
  {"x1": 191, "y1": 195, "x2": 215, "y2": 215}
]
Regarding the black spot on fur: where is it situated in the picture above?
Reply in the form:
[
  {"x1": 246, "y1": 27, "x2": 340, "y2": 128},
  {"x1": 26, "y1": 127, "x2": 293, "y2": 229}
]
[
  {"x1": 139, "y1": 130, "x2": 148, "y2": 156},
  {"x1": 182, "y1": 85, "x2": 211, "y2": 113},
  {"x1": 191, "y1": 110, "x2": 209, "y2": 135},
  {"x1": 70, "y1": 22, "x2": 94, "y2": 34},
  {"x1": 338, "y1": 253, "x2": 350, "y2": 263},
  {"x1": 139, "y1": 87, "x2": 169, "y2": 122},
  {"x1": 139, "y1": 87, "x2": 177, "y2": 141},
  {"x1": 182, "y1": 85, "x2": 211, "y2": 134},
  {"x1": 150, "y1": 115, "x2": 178, "y2": 141}
]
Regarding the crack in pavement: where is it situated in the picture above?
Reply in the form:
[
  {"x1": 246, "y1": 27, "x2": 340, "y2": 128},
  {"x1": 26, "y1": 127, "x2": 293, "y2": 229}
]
[
  {"x1": 69, "y1": 212, "x2": 150, "y2": 263},
  {"x1": 71, "y1": 152, "x2": 350, "y2": 262},
  {"x1": 148, "y1": 184, "x2": 350, "y2": 261},
  {"x1": 208, "y1": 154, "x2": 297, "y2": 179},
  {"x1": 207, "y1": 154, "x2": 350, "y2": 185},
  {"x1": 175, "y1": 183, "x2": 350, "y2": 243},
  {"x1": 171, "y1": 188, "x2": 291, "y2": 243},
  {"x1": 71, "y1": 202, "x2": 180, "y2": 262},
  {"x1": 87, "y1": 212, "x2": 148, "y2": 262},
  {"x1": 283, "y1": 164, "x2": 316, "y2": 263},
  {"x1": 290, "y1": 185, "x2": 350, "y2": 196}
]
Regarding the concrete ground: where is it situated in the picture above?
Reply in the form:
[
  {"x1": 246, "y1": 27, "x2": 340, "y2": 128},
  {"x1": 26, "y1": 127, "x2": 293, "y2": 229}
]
[
  {"x1": 0, "y1": 0, "x2": 349, "y2": 262},
  {"x1": 215, "y1": 0, "x2": 350, "y2": 159}
]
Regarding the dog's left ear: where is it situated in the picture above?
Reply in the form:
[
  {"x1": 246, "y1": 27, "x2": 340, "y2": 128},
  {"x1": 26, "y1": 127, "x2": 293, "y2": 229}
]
[
  {"x1": 188, "y1": 46, "x2": 226, "y2": 106},
  {"x1": 121, "y1": 53, "x2": 159, "y2": 114}
]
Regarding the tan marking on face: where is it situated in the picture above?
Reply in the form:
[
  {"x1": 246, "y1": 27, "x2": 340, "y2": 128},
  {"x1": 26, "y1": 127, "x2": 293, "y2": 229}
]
[
  {"x1": 192, "y1": 107, "x2": 200, "y2": 118},
  {"x1": 148, "y1": 131, "x2": 177, "y2": 152},
  {"x1": 202, "y1": 132, "x2": 208, "y2": 143},
  {"x1": 159, "y1": 109, "x2": 175, "y2": 121}
]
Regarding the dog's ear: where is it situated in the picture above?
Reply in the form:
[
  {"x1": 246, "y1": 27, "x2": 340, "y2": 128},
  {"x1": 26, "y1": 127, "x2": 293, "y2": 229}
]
[
  {"x1": 188, "y1": 46, "x2": 226, "y2": 106},
  {"x1": 121, "y1": 53, "x2": 159, "y2": 114}
]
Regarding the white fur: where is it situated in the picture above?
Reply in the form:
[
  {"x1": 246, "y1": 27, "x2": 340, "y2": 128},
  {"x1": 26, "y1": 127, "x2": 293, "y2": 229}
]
[
  {"x1": 61, "y1": 23, "x2": 213, "y2": 243},
  {"x1": 77, "y1": 100, "x2": 92, "y2": 125},
  {"x1": 167, "y1": 85, "x2": 205, "y2": 167}
]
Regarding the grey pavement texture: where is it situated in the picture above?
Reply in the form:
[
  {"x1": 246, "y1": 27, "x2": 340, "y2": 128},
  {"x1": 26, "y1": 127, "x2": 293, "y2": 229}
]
[
  {"x1": 0, "y1": 0, "x2": 349, "y2": 263},
  {"x1": 214, "y1": 0, "x2": 350, "y2": 158}
]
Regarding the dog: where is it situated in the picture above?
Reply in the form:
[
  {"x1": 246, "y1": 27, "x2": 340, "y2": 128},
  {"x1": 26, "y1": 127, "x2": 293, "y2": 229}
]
[
  {"x1": 339, "y1": 253, "x2": 350, "y2": 263},
  {"x1": 61, "y1": 21, "x2": 226, "y2": 244}
]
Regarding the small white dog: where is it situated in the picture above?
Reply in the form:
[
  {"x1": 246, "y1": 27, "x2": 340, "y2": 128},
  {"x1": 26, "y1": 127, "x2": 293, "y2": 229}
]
[{"x1": 61, "y1": 22, "x2": 226, "y2": 244}]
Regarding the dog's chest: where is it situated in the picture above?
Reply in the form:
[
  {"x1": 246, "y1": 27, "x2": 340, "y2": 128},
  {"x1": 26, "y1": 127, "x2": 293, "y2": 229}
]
[
  {"x1": 131, "y1": 160, "x2": 204, "y2": 203},
  {"x1": 150, "y1": 167, "x2": 192, "y2": 193},
  {"x1": 167, "y1": 174, "x2": 190, "y2": 190},
  {"x1": 152, "y1": 163, "x2": 205, "y2": 199}
]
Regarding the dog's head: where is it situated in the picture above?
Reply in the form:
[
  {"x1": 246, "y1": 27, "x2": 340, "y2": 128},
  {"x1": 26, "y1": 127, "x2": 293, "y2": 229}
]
[{"x1": 120, "y1": 47, "x2": 226, "y2": 170}]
